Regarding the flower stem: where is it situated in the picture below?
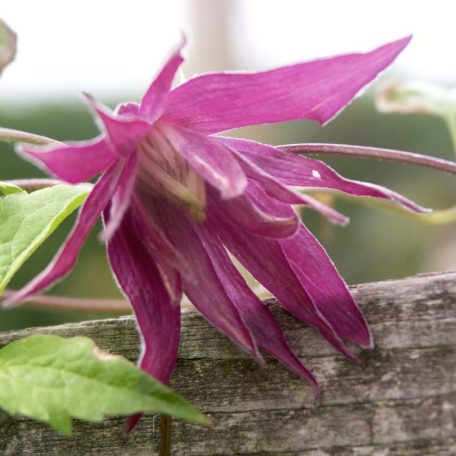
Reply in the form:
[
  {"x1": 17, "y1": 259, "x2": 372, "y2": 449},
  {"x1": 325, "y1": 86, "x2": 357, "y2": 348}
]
[
  {"x1": 1, "y1": 290, "x2": 131, "y2": 313},
  {"x1": 160, "y1": 416, "x2": 172, "y2": 456},
  {"x1": 279, "y1": 143, "x2": 456, "y2": 176},
  {"x1": 0, "y1": 127, "x2": 62, "y2": 146},
  {"x1": 3, "y1": 178, "x2": 69, "y2": 190}
]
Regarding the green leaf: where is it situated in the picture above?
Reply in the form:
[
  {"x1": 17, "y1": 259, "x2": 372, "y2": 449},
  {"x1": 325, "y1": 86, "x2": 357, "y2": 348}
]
[
  {"x1": 0, "y1": 19, "x2": 16, "y2": 74},
  {"x1": 0, "y1": 184, "x2": 91, "y2": 293},
  {"x1": 376, "y1": 80, "x2": 456, "y2": 118},
  {"x1": 0, "y1": 181, "x2": 24, "y2": 196},
  {"x1": 0, "y1": 335, "x2": 208, "y2": 434}
]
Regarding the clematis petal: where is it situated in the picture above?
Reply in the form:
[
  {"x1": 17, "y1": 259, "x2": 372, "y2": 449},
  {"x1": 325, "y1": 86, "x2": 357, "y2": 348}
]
[
  {"x1": 147, "y1": 199, "x2": 262, "y2": 362},
  {"x1": 214, "y1": 180, "x2": 299, "y2": 239},
  {"x1": 162, "y1": 124, "x2": 247, "y2": 199},
  {"x1": 193, "y1": 222, "x2": 319, "y2": 394},
  {"x1": 132, "y1": 198, "x2": 188, "y2": 303},
  {"x1": 280, "y1": 225, "x2": 372, "y2": 348},
  {"x1": 207, "y1": 203, "x2": 359, "y2": 362},
  {"x1": 224, "y1": 138, "x2": 349, "y2": 225},
  {"x1": 106, "y1": 208, "x2": 181, "y2": 432},
  {"x1": 3, "y1": 161, "x2": 125, "y2": 307},
  {"x1": 84, "y1": 93, "x2": 151, "y2": 157},
  {"x1": 106, "y1": 211, "x2": 182, "y2": 370},
  {"x1": 101, "y1": 153, "x2": 138, "y2": 242},
  {"x1": 221, "y1": 186, "x2": 371, "y2": 347},
  {"x1": 116, "y1": 102, "x2": 140, "y2": 116},
  {"x1": 131, "y1": 197, "x2": 193, "y2": 282},
  {"x1": 19, "y1": 136, "x2": 116, "y2": 184},
  {"x1": 140, "y1": 37, "x2": 186, "y2": 120},
  {"x1": 163, "y1": 37, "x2": 411, "y2": 134},
  {"x1": 225, "y1": 137, "x2": 425, "y2": 212}
]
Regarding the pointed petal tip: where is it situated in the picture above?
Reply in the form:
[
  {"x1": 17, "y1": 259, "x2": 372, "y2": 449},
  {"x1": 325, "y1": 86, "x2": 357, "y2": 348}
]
[
  {"x1": 98, "y1": 227, "x2": 113, "y2": 244},
  {"x1": 82, "y1": 92, "x2": 116, "y2": 129},
  {"x1": 17, "y1": 142, "x2": 54, "y2": 160},
  {"x1": 301, "y1": 200, "x2": 349, "y2": 226},
  {"x1": 219, "y1": 176, "x2": 248, "y2": 200},
  {"x1": 336, "y1": 327, "x2": 368, "y2": 361},
  {"x1": 366, "y1": 340, "x2": 375, "y2": 350},
  {"x1": 408, "y1": 202, "x2": 432, "y2": 214},
  {"x1": 293, "y1": 359, "x2": 320, "y2": 394},
  {"x1": 254, "y1": 350, "x2": 266, "y2": 366},
  {"x1": 123, "y1": 413, "x2": 141, "y2": 435},
  {"x1": 2, "y1": 286, "x2": 41, "y2": 308},
  {"x1": 82, "y1": 91, "x2": 110, "y2": 116},
  {"x1": 394, "y1": 34, "x2": 413, "y2": 49},
  {"x1": 15, "y1": 144, "x2": 47, "y2": 172},
  {"x1": 2, "y1": 295, "x2": 19, "y2": 308},
  {"x1": 16, "y1": 143, "x2": 32, "y2": 155},
  {"x1": 139, "y1": 34, "x2": 188, "y2": 120},
  {"x1": 81, "y1": 91, "x2": 97, "y2": 106},
  {"x1": 365, "y1": 35, "x2": 412, "y2": 61},
  {"x1": 177, "y1": 31, "x2": 188, "y2": 54},
  {"x1": 348, "y1": 330, "x2": 374, "y2": 350},
  {"x1": 349, "y1": 352, "x2": 362, "y2": 365},
  {"x1": 164, "y1": 32, "x2": 188, "y2": 70},
  {"x1": 362, "y1": 331, "x2": 375, "y2": 350},
  {"x1": 334, "y1": 213, "x2": 350, "y2": 227}
]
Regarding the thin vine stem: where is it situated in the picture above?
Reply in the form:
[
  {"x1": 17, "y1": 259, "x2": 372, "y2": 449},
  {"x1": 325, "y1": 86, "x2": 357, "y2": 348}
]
[
  {"x1": 0, "y1": 127, "x2": 62, "y2": 146},
  {"x1": 279, "y1": 143, "x2": 456, "y2": 176},
  {"x1": 1, "y1": 290, "x2": 131, "y2": 313},
  {"x1": 4, "y1": 178, "x2": 69, "y2": 190}
]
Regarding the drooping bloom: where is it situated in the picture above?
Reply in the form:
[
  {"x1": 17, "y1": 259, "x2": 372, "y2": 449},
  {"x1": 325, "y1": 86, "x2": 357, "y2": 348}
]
[{"x1": 6, "y1": 37, "x2": 423, "y2": 421}]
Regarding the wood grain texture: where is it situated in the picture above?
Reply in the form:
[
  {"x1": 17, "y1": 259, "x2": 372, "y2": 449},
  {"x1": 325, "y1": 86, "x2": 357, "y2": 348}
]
[{"x1": 0, "y1": 271, "x2": 455, "y2": 455}]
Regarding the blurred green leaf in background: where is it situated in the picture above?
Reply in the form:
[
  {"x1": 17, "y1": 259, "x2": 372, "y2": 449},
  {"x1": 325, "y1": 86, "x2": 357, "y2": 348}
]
[{"x1": 0, "y1": 19, "x2": 16, "y2": 74}]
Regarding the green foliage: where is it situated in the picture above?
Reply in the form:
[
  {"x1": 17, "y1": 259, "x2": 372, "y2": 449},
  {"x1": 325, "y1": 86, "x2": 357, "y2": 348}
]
[
  {"x1": 377, "y1": 80, "x2": 456, "y2": 118},
  {"x1": 0, "y1": 334, "x2": 208, "y2": 434},
  {"x1": 0, "y1": 19, "x2": 16, "y2": 74},
  {"x1": 0, "y1": 184, "x2": 90, "y2": 293},
  {"x1": 0, "y1": 181, "x2": 23, "y2": 196}
]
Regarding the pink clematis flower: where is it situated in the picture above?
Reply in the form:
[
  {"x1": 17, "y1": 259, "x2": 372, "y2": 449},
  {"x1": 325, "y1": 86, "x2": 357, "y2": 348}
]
[{"x1": 6, "y1": 36, "x2": 423, "y2": 427}]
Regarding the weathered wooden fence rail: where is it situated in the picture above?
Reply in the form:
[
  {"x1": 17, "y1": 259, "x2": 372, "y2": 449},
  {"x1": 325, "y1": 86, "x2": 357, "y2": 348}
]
[{"x1": 0, "y1": 271, "x2": 455, "y2": 455}]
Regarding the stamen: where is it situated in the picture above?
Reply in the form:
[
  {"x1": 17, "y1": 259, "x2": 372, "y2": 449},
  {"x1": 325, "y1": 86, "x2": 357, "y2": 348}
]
[{"x1": 136, "y1": 124, "x2": 206, "y2": 220}]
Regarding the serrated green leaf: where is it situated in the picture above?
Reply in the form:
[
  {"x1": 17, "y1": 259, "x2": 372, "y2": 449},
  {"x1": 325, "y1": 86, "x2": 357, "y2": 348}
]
[
  {"x1": 0, "y1": 184, "x2": 90, "y2": 293},
  {"x1": 0, "y1": 335, "x2": 208, "y2": 434},
  {"x1": 0, "y1": 181, "x2": 24, "y2": 196},
  {"x1": 0, "y1": 19, "x2": 16, "y2": 74}
]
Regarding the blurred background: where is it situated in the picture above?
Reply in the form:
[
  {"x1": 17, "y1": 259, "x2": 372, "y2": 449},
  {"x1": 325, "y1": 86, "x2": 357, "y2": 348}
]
[{"x1": 1, "y1": 0, "x2": 455, "y2": 330}]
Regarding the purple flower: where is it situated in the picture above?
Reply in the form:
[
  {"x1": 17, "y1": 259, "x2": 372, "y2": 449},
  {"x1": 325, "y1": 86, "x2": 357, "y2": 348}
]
[{"x1": 7, "y1": 37, "x2": 421, "y2": 418}]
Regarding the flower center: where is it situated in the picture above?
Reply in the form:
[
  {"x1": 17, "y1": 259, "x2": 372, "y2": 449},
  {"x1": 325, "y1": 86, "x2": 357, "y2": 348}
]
[{"x1": 136, "y1": 123, "x2": 206, "y2": 220}]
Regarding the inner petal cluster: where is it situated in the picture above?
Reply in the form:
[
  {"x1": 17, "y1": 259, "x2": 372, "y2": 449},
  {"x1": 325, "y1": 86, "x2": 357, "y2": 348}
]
[{"x1": 136, "y1": 123, "x2": 206, "y2": 220}]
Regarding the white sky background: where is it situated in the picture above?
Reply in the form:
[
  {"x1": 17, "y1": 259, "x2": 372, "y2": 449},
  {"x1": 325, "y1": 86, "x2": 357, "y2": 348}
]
[{"x1": 1, "y1": 0, "x2": 456, "y2": 103}]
